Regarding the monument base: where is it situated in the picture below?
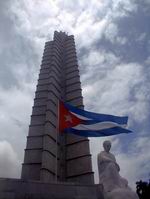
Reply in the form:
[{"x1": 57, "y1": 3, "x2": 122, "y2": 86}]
[{"x1": 0, "y1": 178, "x2": 104, "y2": 199}]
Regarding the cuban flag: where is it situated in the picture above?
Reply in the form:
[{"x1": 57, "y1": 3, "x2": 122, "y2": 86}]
[{"x1": 59, "y1": 101, "x2": 132, "y2": 137}]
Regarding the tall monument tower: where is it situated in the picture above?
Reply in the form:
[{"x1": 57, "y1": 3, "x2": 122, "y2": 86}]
[{"x1": 21, "y1": 31, "x2": 94, "y2": 184}]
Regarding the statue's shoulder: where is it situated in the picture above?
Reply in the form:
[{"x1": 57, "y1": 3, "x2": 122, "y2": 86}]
[
  {"x1": 108, "y1": 152, "x2": 116, "y2": 162},
  {"x1": 98, "y1": 151, "x2": 116, "y2": 160},
  {"x1": 97, "y1": 151, "x2": 105, "y2": 157},
  {"x1": 97, "y1": 151, "x2": 106, "y2": 161},
  {"x1": 109, "y1": 152, "x2": 115, "y2": 158}
]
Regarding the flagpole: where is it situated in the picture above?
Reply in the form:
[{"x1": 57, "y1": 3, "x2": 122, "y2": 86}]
[{"x1": 55, "y1": 100, "x2": 59, "y2": 182}]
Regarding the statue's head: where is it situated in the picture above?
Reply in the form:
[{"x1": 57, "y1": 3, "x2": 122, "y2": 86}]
[{"x1": 103, "y1": 140, "x2": 111, "y2": 152}]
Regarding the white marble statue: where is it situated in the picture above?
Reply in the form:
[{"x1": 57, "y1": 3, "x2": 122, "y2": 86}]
[{"x1": 97, "y1": 140, "x2": 139, "y2": 199}]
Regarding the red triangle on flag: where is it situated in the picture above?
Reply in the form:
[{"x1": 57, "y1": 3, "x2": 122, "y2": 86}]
[{"x1": 59, "y1": 101, "x2": 83, "y2": 132}]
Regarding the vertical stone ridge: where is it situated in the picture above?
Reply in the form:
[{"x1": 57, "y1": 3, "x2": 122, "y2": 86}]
[
  {"x1": 64, "y1": 35, "x2": 94, "y2": 184},
  {"x1": 21, "y1": 31, "x2": 94, "y2": 184},
  {"x1": 40, "y1": 32, "x2": 65, "y2": 182}
]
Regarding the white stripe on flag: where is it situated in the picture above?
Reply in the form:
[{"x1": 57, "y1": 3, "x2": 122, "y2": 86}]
[
  {"x1": 71, "y1": 112, "x2": 91, "y2": 120},
  {"x1": 72, "y1": 121, "x2": 127, "y2": 131}
]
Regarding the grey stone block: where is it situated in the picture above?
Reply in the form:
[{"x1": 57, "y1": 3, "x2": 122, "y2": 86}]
[
  {"x1": 66, "y1": 76, "x2": 80, "y2": 85},
  {"x1": 38, "y1": 72, "x2": 49, "y2": 79},
  {"x1": 35, "y1": 91, "x2": 48, "y2": 98},
  {"x1": 67, "y1": 97, "x2": 83, "y2": 106},
  {"x1": 44, "y1": 122, "x2": 57, "y2": 141},
  {"x1": 37, "y1": 84, "x2": 48, "y2": 92},
  {"x1": 41, "y1": 151, "x2": 55, "y2": 173},
  {"x1": 66, "y1": 65, "x2": 78, "y2": 73},
  {"x1": 28, "y1": 125, "x2": 44, "y2": 136},
  {"x1": 40, "y1": 169, "x2": 55, "y2": 182},
  {"x1": 66, "y1": 70, "x2": 79, "y2": 78},
  {"x1": 21, "y1": 164, "x2": 41, "y2": 180},
  {"x1": 34, "y1": 98, "x2": 47, "y2": 106},
  {"x1": 48, "y1": 84, "x2": 60, "y2": 98},
  {"x1": 26, "y1": 136, "x2": 43, "y2": 149},
  {"x1": 40, "y1": 68, "x2": 50, "y2": 74},
  {"x1": 43, "y1": 135, "x2": 57, "y2": 156},
  {"x1": 47, "y1": 91, "x2": 58, "y2": 105},
  {"x1": 24, "y1": 149, "x2": 42, "y2": 163},
  {"x1": 0, "y1": 178, "x2": 104, "y2": 199},
  {"x1": 30, "y1": 115, "x2": 45, "y2": 125},
  {"x1": 46, "y1": 110, "x2": 57, "y2": 126},
  {"x1": 46, "y1": 100, "x2": 57, "y2": 114},
  {"x1": 38, "y1": 78, "x2": 50, "y2": 85},
  {"x1": 66, "y1": 89, "x2": 82, "y2": 101},
  {"x1": 66, "y1": 82, "x2": 81, "y2": 92},
  {"x1": 67, "y1": 156, "x2": 92, "y2": 177},
  {"x1": 66, "y1": 134, "x2": 88, "y2": 145},
  {"x1": 67, "y1": 173, "x2": 94, "y2": 184},
  {"x1": 66, "y1": 140, "x2": 90, "y2": 160},
  {"x1": 32, "y1": 106, "x2": 46, "y2": 115}
]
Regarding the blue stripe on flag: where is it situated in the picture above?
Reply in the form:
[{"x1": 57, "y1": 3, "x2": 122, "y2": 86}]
[
  {"x1": 64, "y1": 102, "x2": 128, "y2": 125},
  {"x1": 64, "y1": 126, "x2": 132, "y2": 137},
  {"x1": 82, "y1": 120, "x2": 124, "y2": 125}
]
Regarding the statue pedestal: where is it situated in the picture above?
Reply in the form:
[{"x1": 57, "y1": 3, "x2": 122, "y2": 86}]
[
  {"x1": 0, "y1": 178, "x2": 104, "y2": 199},
  {"x1": 105, "y1": 187, "x2": 139, "y2": 199}
]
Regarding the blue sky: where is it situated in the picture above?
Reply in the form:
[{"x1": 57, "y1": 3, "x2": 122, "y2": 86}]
[{"x1": 0, "y1": 0, "x2": 150, "y2": 189}]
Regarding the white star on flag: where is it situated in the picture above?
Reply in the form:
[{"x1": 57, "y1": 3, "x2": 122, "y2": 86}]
[{"x1": 64, "y1": 115, "x2": 73, "y2": 123}]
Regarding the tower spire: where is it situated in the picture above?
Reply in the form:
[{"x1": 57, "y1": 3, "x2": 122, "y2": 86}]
[{"x1": 21, "y1": 31, "x2": 94, "y2": 184}]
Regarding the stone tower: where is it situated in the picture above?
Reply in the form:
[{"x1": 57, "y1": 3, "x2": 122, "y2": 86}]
[{"x1": 21, "y1": 31, "x2": 94, "y2": 184}]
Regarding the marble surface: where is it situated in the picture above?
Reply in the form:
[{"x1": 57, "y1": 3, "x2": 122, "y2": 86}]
[
  {"x1": 97, "y1": 140, "x2": 139, "y2": 199},
  {"x1": 0, "y1": 178, "x2": 104, "y2": 199}
]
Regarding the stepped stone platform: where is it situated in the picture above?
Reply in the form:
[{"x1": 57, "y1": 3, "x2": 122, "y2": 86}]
[{"x1": 0, "y1": 178, "x2": 104, "y2": 199}]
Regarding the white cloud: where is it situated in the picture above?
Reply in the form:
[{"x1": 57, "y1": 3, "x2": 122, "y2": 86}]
[
  {"x1": 115, "y1": 136, "x2": 150, "y2": 189},
  {"x1": 111, "y1": 0, "x2": 138, "y2": 17},
  {"x1": 9, "y1": 0, "x2": 138, "y2": 50},
  {"x1": 105, "y1": 23, "x2": 118, "y2": 43},
  {"x1": 0, "y1": 140, "x2": 20, "y2": 178},
  {"x1": 82, "y1": 61, "x2": 149, "y2": 125},
  {"x1": 145, "y1": 56, "x2": 150, "y2": 65},
  {"x1": 0, "y1": 85, "x2": 33, "y2": 161},
  {"x1": 136, "y1": 33, "x2": 146, "y2": 42}
]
